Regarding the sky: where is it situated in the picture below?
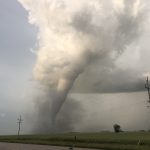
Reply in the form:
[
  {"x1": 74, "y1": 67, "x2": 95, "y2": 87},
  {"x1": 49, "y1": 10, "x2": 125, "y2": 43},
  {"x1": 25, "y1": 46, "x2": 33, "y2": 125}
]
[
  {"x1": 0, "y1": 0, "x2": 150, "y2": 134},
  {"x1": 0, "y1": 0, "x2": 37, "y2": 134}
]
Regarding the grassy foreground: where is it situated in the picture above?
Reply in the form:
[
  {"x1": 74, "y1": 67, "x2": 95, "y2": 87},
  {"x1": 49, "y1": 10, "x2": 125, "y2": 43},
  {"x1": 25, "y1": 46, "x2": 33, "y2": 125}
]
[{"x1": 0, "y1": 132, "x2": 150, "y2": 150}]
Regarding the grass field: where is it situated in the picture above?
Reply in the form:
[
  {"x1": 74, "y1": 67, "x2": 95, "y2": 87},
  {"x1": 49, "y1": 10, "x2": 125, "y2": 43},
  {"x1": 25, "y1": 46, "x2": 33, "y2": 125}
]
[{"x1": 0, "y1": 132, "x2": 150, "y2": 150}]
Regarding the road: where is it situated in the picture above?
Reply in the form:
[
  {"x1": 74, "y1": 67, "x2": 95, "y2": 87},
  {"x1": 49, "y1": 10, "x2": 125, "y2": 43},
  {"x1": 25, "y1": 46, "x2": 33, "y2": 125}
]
[{"x1": 0, "y1": 142, "x2": 103, "y2": 150}]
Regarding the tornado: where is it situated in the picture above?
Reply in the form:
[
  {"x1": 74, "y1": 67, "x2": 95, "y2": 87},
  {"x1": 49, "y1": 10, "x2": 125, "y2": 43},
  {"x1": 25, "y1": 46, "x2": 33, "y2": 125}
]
[{"x1": 18, "y1": 0, "x2": 145, "y2": 132}]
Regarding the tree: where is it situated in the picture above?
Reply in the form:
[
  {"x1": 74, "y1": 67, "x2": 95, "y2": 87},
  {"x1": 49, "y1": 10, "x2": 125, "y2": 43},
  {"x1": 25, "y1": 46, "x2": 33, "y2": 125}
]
[{"x1": 113, "y1": 124, "x2": 121, "y2": 133}]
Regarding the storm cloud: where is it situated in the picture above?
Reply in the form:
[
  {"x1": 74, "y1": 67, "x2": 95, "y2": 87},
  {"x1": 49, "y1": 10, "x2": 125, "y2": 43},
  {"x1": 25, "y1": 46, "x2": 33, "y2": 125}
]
[{"x1": 18, "y1": 0, "x2": 150, "y2": 133}]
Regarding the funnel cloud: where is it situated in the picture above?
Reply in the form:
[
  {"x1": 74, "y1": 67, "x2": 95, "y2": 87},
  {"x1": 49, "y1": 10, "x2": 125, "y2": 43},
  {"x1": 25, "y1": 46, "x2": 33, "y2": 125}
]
[{"x1": 18, "y1": 0, "x2": 149, "y2": 132}]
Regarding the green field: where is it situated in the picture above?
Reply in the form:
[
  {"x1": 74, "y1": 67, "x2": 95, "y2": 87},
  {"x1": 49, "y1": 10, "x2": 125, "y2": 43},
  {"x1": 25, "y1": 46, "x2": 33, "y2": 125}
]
[{"x1": 0, "y1": 132, "x2": 150, "y2": 150}]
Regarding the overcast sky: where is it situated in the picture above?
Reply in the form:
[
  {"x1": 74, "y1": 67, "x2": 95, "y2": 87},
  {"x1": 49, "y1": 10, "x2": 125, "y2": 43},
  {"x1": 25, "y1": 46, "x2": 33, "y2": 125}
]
[
  {"x1": 0, "y1": 0, "x2": 150, "y2": 134},
  {"x1": 0, "y1": 0, "x2": 37, "y2": 134}
]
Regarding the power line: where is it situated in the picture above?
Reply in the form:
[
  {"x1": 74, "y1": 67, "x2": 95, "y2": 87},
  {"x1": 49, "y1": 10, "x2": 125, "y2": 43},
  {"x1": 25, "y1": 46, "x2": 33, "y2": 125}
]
[
  {"x1": 17, "y1": 115, "x2": 23, "y2": 137},
  {"x1": 145, "y1": 76, "x2": 150, "y2": 104}
]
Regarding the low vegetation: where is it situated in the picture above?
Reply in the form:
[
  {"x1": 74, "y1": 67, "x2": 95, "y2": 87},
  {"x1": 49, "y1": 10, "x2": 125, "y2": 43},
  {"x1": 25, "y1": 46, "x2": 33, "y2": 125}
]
[{"x1": 0, "y1": 131, "x2": 150, "y2": 150}]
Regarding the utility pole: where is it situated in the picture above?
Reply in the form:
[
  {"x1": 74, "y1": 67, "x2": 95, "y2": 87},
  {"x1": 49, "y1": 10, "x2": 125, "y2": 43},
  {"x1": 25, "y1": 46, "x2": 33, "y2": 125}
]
[
  {"x1": 145, "y1": 76, "x2": 150, "y2": 103},
  {"x1": 17, "y1": 115, "x2": 23, "y2": 137}
]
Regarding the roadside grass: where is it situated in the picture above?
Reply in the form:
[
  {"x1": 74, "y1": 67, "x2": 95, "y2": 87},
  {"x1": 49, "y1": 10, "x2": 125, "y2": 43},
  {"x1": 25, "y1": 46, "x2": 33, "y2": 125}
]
[{"x1": 0, "y1": 131, "x2": 150, "y2": 150}]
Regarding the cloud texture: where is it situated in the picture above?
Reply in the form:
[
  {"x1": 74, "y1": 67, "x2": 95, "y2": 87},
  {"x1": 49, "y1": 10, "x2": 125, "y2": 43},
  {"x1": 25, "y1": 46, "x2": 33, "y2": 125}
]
[{"x1": 18, "y1": 0, "x2": 150, "y2": 132}]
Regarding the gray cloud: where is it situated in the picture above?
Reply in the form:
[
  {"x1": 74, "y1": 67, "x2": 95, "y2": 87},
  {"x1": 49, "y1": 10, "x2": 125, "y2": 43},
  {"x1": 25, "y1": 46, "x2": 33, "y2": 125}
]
[{"x1": 18, "y1": 0, "x2": 150, "y2": 133}]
